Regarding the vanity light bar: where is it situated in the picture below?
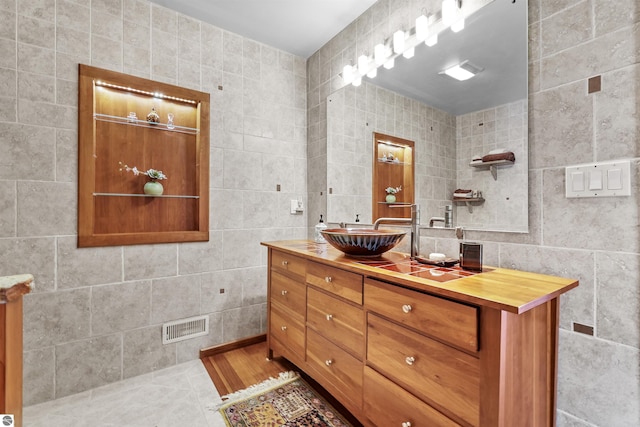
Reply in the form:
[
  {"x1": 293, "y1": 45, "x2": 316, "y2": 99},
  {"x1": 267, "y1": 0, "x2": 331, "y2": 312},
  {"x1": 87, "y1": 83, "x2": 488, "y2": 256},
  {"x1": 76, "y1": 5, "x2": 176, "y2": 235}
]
[
  {"x1": 378, "y1": 139, "x2": 410, "y2": 149},
  {"x1": 343, "y1": 0, "x2": 481, "y2": 87},
  {"x1": 95, "y1": 80, "x2": 197, "y2": 104}
]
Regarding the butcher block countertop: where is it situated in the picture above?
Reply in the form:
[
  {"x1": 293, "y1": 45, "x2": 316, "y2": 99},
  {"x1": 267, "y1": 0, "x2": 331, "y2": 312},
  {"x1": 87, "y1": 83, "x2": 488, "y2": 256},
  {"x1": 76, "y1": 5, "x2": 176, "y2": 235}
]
[{"x1": 261, "y1": 240, "x2": 579, "y2": 314}]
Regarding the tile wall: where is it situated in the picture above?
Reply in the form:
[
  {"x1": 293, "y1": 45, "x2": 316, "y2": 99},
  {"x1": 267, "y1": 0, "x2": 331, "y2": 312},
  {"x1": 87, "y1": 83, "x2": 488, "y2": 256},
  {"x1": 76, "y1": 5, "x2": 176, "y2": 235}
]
[
  {"x1": 0, "y1": 0, "x2": 307, "y2": 405},
  {"x1": 325, "y1": 81, "x2": 456, "y2": 225},
  {"x1": 456, "y1": 99, "x2": 528, "y2": 231},
  {"x1": 307, "y1": 0, "x2": 640, "y2": 425}
]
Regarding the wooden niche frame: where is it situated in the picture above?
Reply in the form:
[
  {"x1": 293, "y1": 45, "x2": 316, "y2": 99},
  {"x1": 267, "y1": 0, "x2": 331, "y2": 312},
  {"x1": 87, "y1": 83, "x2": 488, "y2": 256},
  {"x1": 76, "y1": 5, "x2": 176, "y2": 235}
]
[{"x1": 78, "y1": 64, "x2": 210, "y2": 247}]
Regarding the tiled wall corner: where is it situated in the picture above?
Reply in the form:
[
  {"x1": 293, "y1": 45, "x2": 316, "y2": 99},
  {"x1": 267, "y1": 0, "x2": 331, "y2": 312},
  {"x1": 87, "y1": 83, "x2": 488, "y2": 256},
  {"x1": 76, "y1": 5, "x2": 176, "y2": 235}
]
[
  {"x1": 2, "y1": 0, "x2": 307, "y2": 406},
  {"x1": 308, "y1": 0, "x2": 640, "y2": 425}
]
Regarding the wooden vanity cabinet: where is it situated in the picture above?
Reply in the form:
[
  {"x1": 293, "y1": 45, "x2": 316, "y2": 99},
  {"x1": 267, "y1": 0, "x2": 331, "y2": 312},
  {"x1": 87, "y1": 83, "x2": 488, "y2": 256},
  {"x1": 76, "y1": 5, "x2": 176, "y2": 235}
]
[
  {"x1": 267, "y1": 248, "x2": 365, "y2": 416},
  {"x1": 267, "y1": 252, "x2": 307, "y2": 367},
  {"x1": 265, "y1": 243, "x2": 573, "y2": 427}
]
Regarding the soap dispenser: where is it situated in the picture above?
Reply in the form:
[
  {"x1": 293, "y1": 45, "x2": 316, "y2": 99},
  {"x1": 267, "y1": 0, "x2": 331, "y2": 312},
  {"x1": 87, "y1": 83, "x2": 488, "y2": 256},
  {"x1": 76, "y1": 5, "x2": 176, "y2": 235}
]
[{"x1": 314, "y1": 214, "x2": 327, "y2": 243}]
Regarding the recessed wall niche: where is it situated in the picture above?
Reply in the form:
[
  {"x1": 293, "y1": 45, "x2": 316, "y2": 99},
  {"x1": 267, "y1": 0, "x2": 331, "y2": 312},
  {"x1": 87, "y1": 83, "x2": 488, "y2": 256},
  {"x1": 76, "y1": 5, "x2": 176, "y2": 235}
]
[{"x1": 77, "y1": 65, "x2": 210, "y2": 247}]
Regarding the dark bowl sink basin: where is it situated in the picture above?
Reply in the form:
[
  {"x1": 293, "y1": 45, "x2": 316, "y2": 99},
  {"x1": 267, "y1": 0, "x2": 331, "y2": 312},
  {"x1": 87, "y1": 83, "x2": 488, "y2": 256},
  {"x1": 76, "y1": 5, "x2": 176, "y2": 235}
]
[{"x1": 320, "y1": 228, "x2": 407, "y2": 257}]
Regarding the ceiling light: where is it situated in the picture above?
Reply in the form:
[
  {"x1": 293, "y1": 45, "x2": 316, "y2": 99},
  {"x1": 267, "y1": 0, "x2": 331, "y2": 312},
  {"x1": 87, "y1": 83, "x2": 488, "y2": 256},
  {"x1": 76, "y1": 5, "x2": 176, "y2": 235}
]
[
  {"x1": 384, "y1": 57, "x2": 395, "y2": 69},
  {"x1": 342, "y1": 64, "x2": 354, "y2": 84},
  {"x1": 451, "y1": 17, "x2": 465, "y2": 32},
  {"x1": 374, "y1": 43, "x2": 387, "y2": 65},
  {"x1": 393, "y1": 30, "x2": 405, "y2": 54},
  {"x1": 441, "y1": 61, "x2": 483, "y2": 81},
  {"x1": 426, "y1": 33, "x2": 438, "y2": 47},
  {"x1": 403, "y1": 47, "x2": 415, "y2": 59},
  {"x1": 442, "y1": 0, "x2": 456, "y2": 26},
  {"x1": 415, "y1": 15, "x2": 429, "y2": 41}
]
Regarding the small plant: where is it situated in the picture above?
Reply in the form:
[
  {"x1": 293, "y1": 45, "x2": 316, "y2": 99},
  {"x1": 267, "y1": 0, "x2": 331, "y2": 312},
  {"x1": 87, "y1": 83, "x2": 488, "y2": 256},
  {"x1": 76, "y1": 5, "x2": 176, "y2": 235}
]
[
  {"x1": 385, "y1": 185, "x2": 402, "y2": 195},
  {"x1": 119, "y1": 162, "x2": 167, "y2": 181}
]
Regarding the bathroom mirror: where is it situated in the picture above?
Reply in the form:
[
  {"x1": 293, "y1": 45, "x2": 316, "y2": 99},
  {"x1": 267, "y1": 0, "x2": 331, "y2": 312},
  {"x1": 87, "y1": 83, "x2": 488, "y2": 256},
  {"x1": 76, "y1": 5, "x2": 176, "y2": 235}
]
[{"x1": 326, "y1": 0, "x2": 528, "y2": 232}]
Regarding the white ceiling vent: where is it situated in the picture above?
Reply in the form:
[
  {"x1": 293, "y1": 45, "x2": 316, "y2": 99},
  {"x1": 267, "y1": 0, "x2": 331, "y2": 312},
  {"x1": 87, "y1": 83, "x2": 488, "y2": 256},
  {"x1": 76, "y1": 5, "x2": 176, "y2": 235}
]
[{"x1": 162, "y1": 315, "x2": 209, "y2": 344}]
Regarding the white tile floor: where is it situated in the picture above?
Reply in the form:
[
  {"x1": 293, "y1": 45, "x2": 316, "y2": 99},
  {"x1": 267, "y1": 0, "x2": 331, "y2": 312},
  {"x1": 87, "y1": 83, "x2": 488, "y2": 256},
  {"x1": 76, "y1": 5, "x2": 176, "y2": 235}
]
[{"x1": 23, "y1": 360, "x2": 228, "y2": 427}]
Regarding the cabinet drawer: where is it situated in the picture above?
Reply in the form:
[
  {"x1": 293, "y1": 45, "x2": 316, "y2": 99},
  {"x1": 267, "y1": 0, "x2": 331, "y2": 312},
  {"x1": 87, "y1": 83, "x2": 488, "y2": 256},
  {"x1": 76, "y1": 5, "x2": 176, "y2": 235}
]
[
  {"x1": 270, "y1": 270, "x2": 306, "y2": 322},
  {"x1": 306, "y1": 261, "x2": 363, "y2": 305},
  {"x1": 307, "y1": 287, "x2": 364, "y2": 359},
  {"x1": 306, "y1": 328, "x2": 363, "y2": 411},
  {"x1": 364, "y1": 278, "x2": 478, "y2": 351},
  {"x1": 367, "y1": 314, "x2": 479, "y2": 427},
  {"x1": 363, "y1": 366, "x2": 461, "y2": 427},
  {"x1": 270, "y1": 304, "x2": 305, "y2": 361},
  {"x1": 271, "y1": 250, "x2": 306, "y2": 279}
]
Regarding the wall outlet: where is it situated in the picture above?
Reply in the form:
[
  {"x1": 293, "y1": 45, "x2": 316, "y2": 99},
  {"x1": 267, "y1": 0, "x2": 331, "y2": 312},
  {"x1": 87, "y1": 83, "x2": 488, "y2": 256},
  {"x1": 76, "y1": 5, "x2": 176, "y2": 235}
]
[{"x1": 290, "y1": 199, "x2": 304, "y2": 214}]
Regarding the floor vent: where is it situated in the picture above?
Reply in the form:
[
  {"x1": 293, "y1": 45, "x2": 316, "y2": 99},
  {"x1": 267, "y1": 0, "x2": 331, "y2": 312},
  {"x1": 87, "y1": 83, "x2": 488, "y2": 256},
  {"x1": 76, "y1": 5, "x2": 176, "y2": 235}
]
[{"x1": 162, "y1": 315, "x2": 209, "y2": 344}]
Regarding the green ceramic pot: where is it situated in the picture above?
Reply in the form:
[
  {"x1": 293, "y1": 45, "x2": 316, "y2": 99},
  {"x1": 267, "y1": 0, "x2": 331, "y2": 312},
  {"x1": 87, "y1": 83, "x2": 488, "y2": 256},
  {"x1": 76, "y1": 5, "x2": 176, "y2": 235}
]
[
  {"x1": 143, "y1": 181, "x2": 163, "y2": 195},
  {"x1": 385, "y1": 194, "x2": 396, "y2": 203}
]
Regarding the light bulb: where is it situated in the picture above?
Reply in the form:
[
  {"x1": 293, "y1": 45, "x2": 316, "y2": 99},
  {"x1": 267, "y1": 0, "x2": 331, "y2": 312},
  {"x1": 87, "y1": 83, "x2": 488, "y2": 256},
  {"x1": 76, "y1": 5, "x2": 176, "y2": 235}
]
[
  {"x1": 393, "y1": 30, "x2": 405, "y2": 54},
  {"x1": 352, "y1": 76, "x2": 362, "y2": 87},
  {"x1": 403, "y1": 47, "x2": 415, "y2": 59},
  {"x1": 452, "y1": 17, "x2": 465, "y2": 32},
  {"x1": 415, "y1": 15, "x2": 429, "y2": 41},
  {"x1": 442, "y1": 0, "x2": 456, "y2": 26},
  {"x1": 366, "y1": 67, "x2": 377, "y2": 79},
  {"x1": 342, "y1": 64, "x2": 354, "y2": 84},
  {"x1": 426, "y1": 33, "x2": 438, "y2": 47},
  {"x1": 384, "y1": 58, "x2": 395, "y2": 69}
]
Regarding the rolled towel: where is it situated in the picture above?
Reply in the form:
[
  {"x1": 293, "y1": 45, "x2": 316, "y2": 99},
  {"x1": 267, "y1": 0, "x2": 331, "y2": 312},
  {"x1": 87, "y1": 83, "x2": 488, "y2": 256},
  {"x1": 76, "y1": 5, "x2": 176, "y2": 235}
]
[
  {"x1": 429, "y1": 253, "x2": 446, "y2": 261},
  {"x1": 454, "y1": 189, "x2": 473, "y2": 194},
  {"x1": 488, "y1": 148, "x2": 507, "y2": 154},
  {"x1": 482, "y1": 151, "x2": 515, "y2": 163}
]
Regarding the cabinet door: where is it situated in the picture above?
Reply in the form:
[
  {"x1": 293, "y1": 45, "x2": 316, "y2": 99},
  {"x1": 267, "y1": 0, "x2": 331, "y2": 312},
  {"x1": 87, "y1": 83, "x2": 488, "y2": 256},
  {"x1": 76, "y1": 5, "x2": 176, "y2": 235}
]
[
  {"x1": 271, "y1": 270, "x2": 306, "y2": 323},
  {"x1": 307, "y1": 287, "x2": 364, "y2": 359},
  {"x1": 271, "y1": 251, "x2": 306, "y2": 280},
  {"x1": 306, "y1": 328, "x2": 363, "y2": 413},
  {"x1": 363, "y1": 367, "x2": 461, "y2": 427},
  {"x1": 270, "y1": 304, "x2": 305, "y2": 361},
  {"x1": 365, "y1": 278, "x2": 478, "y2": 352},
  {"x1": 367, "y1": 314, "x2": 480, "y2": 427},
  {"x1": 306, "y1": 262, "x2": 363, "y2": 304}
]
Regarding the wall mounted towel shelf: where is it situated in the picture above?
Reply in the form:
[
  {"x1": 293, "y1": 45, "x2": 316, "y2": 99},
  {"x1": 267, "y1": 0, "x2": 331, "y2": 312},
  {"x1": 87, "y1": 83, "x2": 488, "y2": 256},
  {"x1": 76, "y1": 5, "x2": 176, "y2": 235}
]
[
  {"x1": 469, "y1": 159, "x2": 514, "y2": 180},
  {"x1": 453, "y1": 197, "x2": 485, "y2": 213}
]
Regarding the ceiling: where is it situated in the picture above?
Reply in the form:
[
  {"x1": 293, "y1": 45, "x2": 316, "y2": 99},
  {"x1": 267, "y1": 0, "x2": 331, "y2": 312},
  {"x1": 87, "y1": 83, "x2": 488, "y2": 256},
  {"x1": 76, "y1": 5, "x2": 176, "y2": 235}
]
[
  {"x1": 148, "y1": 0, "x2": 378, "y2": 58},
  {"x1": 149, "y1": 0, "x2": 527, "y2": 116}
]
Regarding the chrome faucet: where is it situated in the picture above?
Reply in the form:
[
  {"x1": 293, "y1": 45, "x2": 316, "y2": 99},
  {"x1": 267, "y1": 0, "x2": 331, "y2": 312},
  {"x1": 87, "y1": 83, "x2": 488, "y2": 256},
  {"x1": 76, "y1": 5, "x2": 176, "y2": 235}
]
[{"x1": 373, "y1": 204, "x2": 420, "y2": 259}]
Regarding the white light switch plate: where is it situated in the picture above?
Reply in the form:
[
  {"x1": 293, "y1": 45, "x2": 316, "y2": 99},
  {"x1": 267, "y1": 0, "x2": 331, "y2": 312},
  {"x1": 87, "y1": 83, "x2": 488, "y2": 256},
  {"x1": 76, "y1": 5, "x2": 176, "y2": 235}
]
[{"x1": 565, "y1": 160, "x2": 631, "y2": 198}]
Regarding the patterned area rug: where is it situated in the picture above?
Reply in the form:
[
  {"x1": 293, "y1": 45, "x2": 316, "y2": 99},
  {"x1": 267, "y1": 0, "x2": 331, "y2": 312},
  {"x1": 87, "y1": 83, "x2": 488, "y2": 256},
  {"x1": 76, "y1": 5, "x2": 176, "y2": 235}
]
[{"x1": 218, "y1": 372, "x2": 353, "y2": 427}]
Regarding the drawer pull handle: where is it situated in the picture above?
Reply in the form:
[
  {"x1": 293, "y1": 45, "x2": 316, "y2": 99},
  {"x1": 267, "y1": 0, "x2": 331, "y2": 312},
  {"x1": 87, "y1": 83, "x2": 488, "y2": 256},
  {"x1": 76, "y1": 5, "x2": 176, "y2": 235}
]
[
  {"x1": 282, "y1": 260, "x2": 288, "y2": 266},
  {"x1": 281, "y1": 290, "x2": 288, "y2": 296},
  {"x1": 405, "y1": 356, "x2": 415, "y2": 365},
  {"x1": 326, "y1": 314, "x2": 333, "y2": 321},
  {"x1": 402, "y1": 422, "x2": 412, "y2": 427},
  {"x1": 325, "y1": 359, "x2": 333, "y2": 366},
  {"x1": 325, "y1": 276, "x2": 332, "y2": 283},
  {"x1": 281, "y1": 326, "x2": 287, "y2": 331},
  {"x1": 402, "y1": 304, "x2": 412, "y2": 313}
]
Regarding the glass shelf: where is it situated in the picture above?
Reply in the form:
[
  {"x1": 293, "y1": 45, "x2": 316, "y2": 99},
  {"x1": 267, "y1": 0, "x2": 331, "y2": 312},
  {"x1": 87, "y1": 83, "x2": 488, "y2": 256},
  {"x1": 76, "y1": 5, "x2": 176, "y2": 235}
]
[
  {"x1": 94, "y1": 113, "x2": 199, "y2": 135},
  {"x1": 377, "y1": 201, "x2": 412, "y2": 205},
  {"x1": 378, "y1": 158, "x2": 408, "y2": 165},
  {"x1": 94, "y1": 192, "x2": 199, "y2": 199}
]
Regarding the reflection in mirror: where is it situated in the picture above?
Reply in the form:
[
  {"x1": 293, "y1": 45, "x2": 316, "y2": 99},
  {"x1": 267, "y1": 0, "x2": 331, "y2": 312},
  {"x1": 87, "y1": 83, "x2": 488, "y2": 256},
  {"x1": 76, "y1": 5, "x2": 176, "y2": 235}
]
[{"x1": 326, "y1": 0, "x2": 528, "y2": 232}]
